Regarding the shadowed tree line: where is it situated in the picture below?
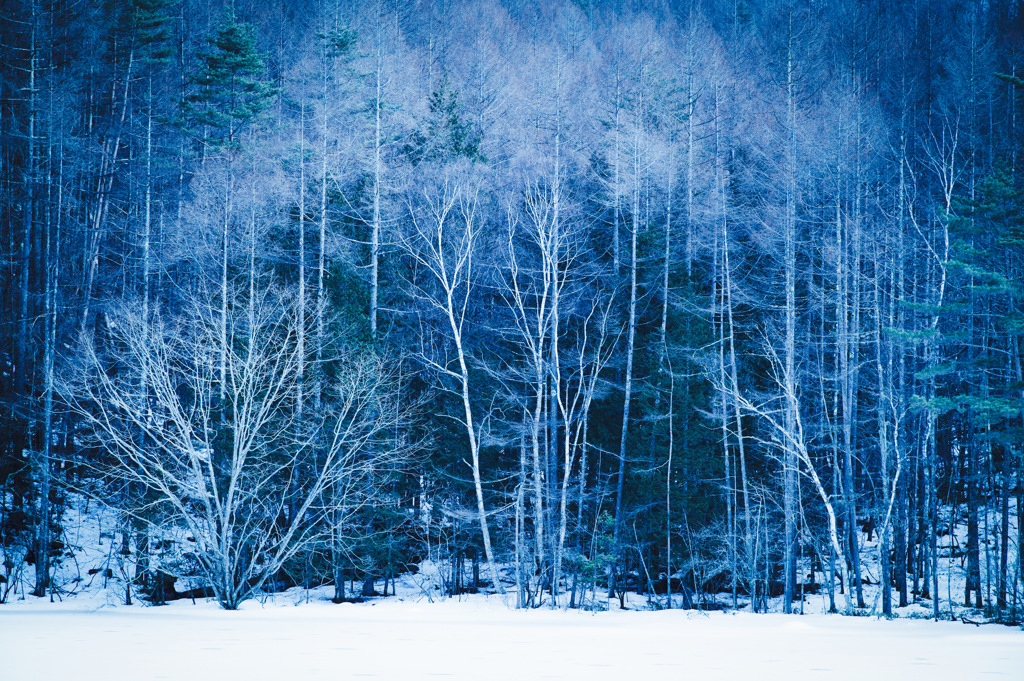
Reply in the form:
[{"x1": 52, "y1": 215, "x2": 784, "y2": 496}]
[{"x1": 1, "y1": 0, "x2": 1023, "y2": 617}]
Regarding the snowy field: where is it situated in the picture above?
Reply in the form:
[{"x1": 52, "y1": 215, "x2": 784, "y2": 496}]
[
  {"x1": 2, "y1": 595, "x2": 1022, "y2": 681},
  {"x1": 3, "y1": 498, "x2": 1022, "y2": 679}
]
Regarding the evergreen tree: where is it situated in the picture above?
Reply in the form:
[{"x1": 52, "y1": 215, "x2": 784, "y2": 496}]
[
  {"x1": 404, "y1": 76, "x2": 484, "y2": 164},
  {"x1": 182, "y1": 14, "x2": 277, "y2": 150}
]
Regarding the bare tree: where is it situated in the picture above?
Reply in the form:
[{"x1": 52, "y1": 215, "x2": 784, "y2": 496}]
[{"x1": 63, "y1": 287, "x2": 400, "y2": 609}]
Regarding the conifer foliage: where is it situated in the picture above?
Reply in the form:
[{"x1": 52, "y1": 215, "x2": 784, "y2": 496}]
[{"x1": 182, "y1": 13, "x2": 277, "y2": 149}]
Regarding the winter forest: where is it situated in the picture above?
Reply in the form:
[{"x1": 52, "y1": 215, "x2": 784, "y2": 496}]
[{"x1": 2, "y1": 0, "x2": 1024, "y2": 626}]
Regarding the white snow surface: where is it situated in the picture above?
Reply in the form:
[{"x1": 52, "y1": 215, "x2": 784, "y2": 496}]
[{"x1": 2, "y1": 592, "x2": 1022, "y2": 680}]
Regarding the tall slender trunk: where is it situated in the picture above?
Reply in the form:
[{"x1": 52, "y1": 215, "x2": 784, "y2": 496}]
[
  {"x1": 548, "y1": 89, "x2": 571, "y2": 604},
  {"x1": 36, "y1": 40, "x2": 60, "y2": 598},
  {"x1": 1018, "y1": 476, "x2": 1023, "y2": 617},
  {"x1": 17, "y1": 0, "x2": 36, "y2": 408},
  {"x1": 317, "y1": 104, "x2": 328, "y2": 411},
  {"x1": 248, "y1": 175, "x2": 257, "y2": 336},
  {"x1": 927, "y1": 411, "x2": 940, "y2": 619},
  {"x1": 142, "y1": 77, "x2": 153, "y2": 361},
  {"x1": 297, "y1": 106, "x2": 306, "y2": 431},
  {"x1": 612, "y1": 98, "x2": 621, "y2": 274},
  {"x1": 26, "y1": 0, "x2": 49, "y2": 598},
  {"x1": 515, "y1": 428, "x2": 527, "y2": 608},
  {"x1": 874, "y1": 257, "x2": 895, "y2": 616},
  {"x1": 849, "y1": 135, "x2": 865, "y2": 608},
  {"x1": 219, "y1": 159, "x2": 232, "y2": 401},
  {"x1": 528, "y1": 348, "x2": 546, "y2": 602},
  {"x1": 717, "y1": 239, "x2": 735, "y2": 607},
  {"x1": 451, "y1": 315, "x2": 502, "y2": 594},
  {"x1": 611, "y1": 82, "x2": 642, "y2": 597},
  {"x1": 926, "y1": 185, "x2": 950, "y2": 620},
  {"x1": 684, "y1": 29, "x2": 695, "y2": 278},
  {"x1": 782, "y1": 23, "x2": 799, "y2": 612},
  {"x1": 661, "y1": 134, "x2": 675, "y2": 608},
  {"x1": 837, "y1": 168, "x2": 865, "y2": 609},
  {"x1": 370, "y1": 42, "x2": 383, "y2": 338},
  {"x1": 965, "y1": 415, "x2": 982, "y2": 608},
  {"x1": 895, "y1": 137, "x2": 910, "y2": 608},
  {"x1": 998, "y1": 441, "x2": 1010, "y2": 610}
]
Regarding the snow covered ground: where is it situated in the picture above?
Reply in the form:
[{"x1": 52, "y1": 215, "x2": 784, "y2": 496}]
[
  {"x1": 2, "y1": 593, "x2": 1022, "y2": 680},
  {"x1": 2, "y1": 496, "x2": 1022, "y2": 679}
]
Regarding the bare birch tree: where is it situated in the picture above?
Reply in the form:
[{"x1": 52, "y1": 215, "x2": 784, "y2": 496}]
[
  {"x1": 399, "y1": 167, "x2": 504, "y2": 595},
  {"x1": 64, "y1": 288, "x2": 400, "y2": 609}
]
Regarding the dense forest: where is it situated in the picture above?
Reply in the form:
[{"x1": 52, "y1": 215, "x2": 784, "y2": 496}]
[{"x1": 2, "y1": 0, "x2": 1023, "y2": 617}]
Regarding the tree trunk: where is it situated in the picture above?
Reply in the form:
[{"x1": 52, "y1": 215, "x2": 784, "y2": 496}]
[
  {"x1": 17, "y1": 0, "x2": 36, "y2": 421},
  {"x1": 370, "y1": 44, "x2": 383, "y2": 338},
  {"x1": 997, "y1": 444, "x2": 1010, "y2": 611},
  {"x1": 317, "y1": 61, "x2": 329, "y2": 411},
  {"x1": 965, "y1": 416, "x2": 982, "y2": 608},
  {"x1": 297, "y1": 105, "x2": 306, "y2": 434},
  {"x1": 219, "y1": 161, "x2": 232, "y2": 402},
  {"x1": 451, "y1": 267, "x2": 502, "y2": 595},
  {"x1": 873, "y1": 260, "x2": 895, "y2": 616},
  {"x1": 782, "y1": 24, "x2": 798, "y2": 612},
  {"x1": 611, "y1": 87, "x2": 642, "y2": 596}
]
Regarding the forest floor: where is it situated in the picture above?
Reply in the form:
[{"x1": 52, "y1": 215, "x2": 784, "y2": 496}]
[{"x1": 1, "y1": 497, "x2": 1023, "y2": 679}]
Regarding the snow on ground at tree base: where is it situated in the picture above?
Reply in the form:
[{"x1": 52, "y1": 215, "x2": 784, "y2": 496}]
[
  {"x1": 1, "y1": 595, "x2": 1022, "y2": 681},
  {"x1": 3, "y1": 496, "x2": 1023, "y2": 680},
  {"x1": 13, "y1": 493, "x2": 1021, "y2": 620}
]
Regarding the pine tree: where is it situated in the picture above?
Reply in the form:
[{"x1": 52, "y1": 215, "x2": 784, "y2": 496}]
[
  {"x1": 404, "y1": 76, "x2": 484, "y2": 164},
  {"x1": 182, "y1": 14, "x2": 277, "y2": 150}
]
